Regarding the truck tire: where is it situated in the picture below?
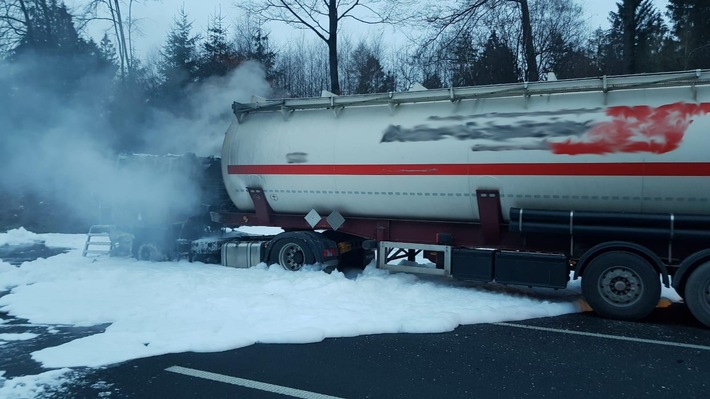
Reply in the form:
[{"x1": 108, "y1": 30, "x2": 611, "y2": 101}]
[
  {"x1": 137, "y1": 242, "x2": 165, "y2": 262},
  {"x1": 582, "y1": 251, "x2": 661, "y2": 321},
  {"x1": 270, "y1": 238, "x2": 315, "y2": 271},
  {"x1": 685, "y1": 262, "x2": 710, "y2": 327}
]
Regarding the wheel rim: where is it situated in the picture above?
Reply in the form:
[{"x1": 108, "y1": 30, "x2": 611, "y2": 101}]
[
  {"x1": 278, "y1": 243, "x2": 306, "y2": 271},
  {"x1": 598, "y1": 266, "x2": 644, "y2": 307},
  {"x1": 138, "y1": 244, "x2": 159, "y2": 261}
]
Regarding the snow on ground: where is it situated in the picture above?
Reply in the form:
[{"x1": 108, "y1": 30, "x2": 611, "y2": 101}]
[
  {"x1": 0, "y1": 228, "x2": 42, "y2": 246},
  {"x1": 0, "y1": 332, "x2": 38, "y2": 341},
  {"x1": 0, "y1": 369, "x2": 76, "y2": 399},
  {"x1": 0, "y1": 226, "x2": 590, "y2": 396}
]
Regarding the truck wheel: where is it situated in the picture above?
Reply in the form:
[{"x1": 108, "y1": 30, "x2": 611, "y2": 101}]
[
  {"x1": 685, "y1": 262, "x2": 710, "y2": 327},
  {"x1": 270, "y1": 239, "x2": 315, "y2": 271},
  {"x1": 137, "y1": 243, "x2": 164, "y2": 262},
  {"x1": 582, "y1": 251, "x2": 660, "y2": 321}
]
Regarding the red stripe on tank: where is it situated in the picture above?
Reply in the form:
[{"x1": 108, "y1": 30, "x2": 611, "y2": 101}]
[{"x1": 227, "y1": 163, "x2": 710, "y2": 177}]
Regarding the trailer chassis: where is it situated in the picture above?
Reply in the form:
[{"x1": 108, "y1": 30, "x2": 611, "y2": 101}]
[{"x1": 212, "y1": 187, "x2": 710, "y2": 327}]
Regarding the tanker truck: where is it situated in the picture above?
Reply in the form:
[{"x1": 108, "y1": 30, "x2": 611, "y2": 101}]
[{"x1": 210, "y1": 69, "x2": 710, "y2": 327}]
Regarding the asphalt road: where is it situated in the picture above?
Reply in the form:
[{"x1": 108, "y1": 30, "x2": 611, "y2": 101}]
[{"x1": 10, "y1": 303, "x2": 703, "y2": 399}]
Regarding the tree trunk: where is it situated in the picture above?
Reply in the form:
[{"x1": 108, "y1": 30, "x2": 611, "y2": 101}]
[
  {"x1": 128, "y1": 0, "x2": 135, "y2": 73},
  {"x1": 106, "y1": 1, "x2": 125, "y2": 80},
  {"x1": 39, "y1": 0, "x2": 50, "y2": 35},
  {"x1": 518, "y1": 0, "x2": 539, "y2": 81},
  {"x1": 18, "y1": 0, "x2": 33, "y2": 41},
  {"x1": 327, "y1": 0, "x2": 341, "y2": 94},
  {"x1": 622, "y1": 0, "x2": 638, "y2": 74},
  {"x1": 113, "y1": 0, "x2": 130, "y2": 73}
]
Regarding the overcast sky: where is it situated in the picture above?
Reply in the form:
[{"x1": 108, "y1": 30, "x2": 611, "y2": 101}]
[{"x1": 67, "y1": 0, "x2": 670, "y2": 59}]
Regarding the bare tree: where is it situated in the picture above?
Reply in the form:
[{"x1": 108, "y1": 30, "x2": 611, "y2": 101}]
[
  {"x1": 387, "y1": 42, "x2": 420, "y2": 90},
  {"x1": 275, "y1": 35, "x2": 329, "y2": 97},
  {"x1": 0, "y1": 0, "x2": 41, "y2": 51},
  {"x1": 425, "y1": 0, "x2": 590, "y2": 82},
  {"x1": 238, "y1": 0, "x2": 411, "y2": 94},
  {"x1": 81, "y1": 0, "x2": 156, "y2": 80},
  {"x1": 81, "y1": 1, "x2": 127, "y2": 79},
  {"x1": 516, "y1": 0, "x2": 588, "y2": 77},
  {"x1": 232, "y1": 11, "x2": 261, "y2": 56},
  {"x1": 517, "y1": 0, "x2": 537, "y2": 81},
  {"x1": 424, "y1": 0, "x2": 541, "y2": 81},
  {"x1": 337, "y1": 34, "x2": 357, "y2": 93}
]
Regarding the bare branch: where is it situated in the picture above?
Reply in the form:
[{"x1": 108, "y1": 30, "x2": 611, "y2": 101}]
[
  {"x1": 338, "y1": 0, "x2": 360, "y2": 20},
  {"x1": 237, "y1": 0, "x2": 414, "y2": 94}
]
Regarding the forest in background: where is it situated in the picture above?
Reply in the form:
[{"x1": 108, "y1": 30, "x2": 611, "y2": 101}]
[
  {"x1": 3, "y1": 0, "x2": 710, "y2": 150},
  {"x1": 1, "y1": 0, "x2": 709, "y2": 233}
]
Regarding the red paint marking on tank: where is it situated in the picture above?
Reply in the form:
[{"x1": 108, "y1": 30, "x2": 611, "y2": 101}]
[
  {"x1": 550, "y1": 103, "x2": 710, "y2": 155},
  {"x1": 227, "y1": 163, "x2": 710, "y2": 177}
]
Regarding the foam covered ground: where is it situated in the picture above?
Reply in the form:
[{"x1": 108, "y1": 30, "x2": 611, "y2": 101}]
[{"x1": 0, "y1": 227, "x2": 594, "y2": 397}]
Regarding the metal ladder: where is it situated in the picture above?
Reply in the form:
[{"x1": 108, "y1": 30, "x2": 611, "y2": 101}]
[{"x1": 82, "y1": 225, "x2": 115, "y2": 257}]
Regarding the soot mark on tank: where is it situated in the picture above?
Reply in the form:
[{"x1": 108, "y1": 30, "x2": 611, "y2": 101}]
[
  {"x1": 381, "y1": 120, "x2": 591, "y2": 150},
  {"x1": 286, "y1": 152, "x2": 308, "y2": 163},
  {"x1": 471, "y1": 143, "x2": 550, "y2": 151}
]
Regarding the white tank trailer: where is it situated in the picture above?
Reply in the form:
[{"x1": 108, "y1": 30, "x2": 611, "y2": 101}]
[{"x1": 216, "y1": 70, "x2": 710, "y2": 327}]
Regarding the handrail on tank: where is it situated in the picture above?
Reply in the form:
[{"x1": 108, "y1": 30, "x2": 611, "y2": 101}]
[{"x1": 232, "y1": 69, "x2": 710, "y2": 119}]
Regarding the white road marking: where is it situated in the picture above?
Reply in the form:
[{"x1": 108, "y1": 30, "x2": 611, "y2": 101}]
[
  {"x1": 165, "y1": 365, "x2": 345, "y2": 399},
  {"x1": 494, "y1": 322, "x2": 710, "y2": 351}
]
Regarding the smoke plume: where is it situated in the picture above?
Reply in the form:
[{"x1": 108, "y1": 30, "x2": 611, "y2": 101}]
[{"x1": 0, "y1": 57, "x2": 271, "y2": 233}]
